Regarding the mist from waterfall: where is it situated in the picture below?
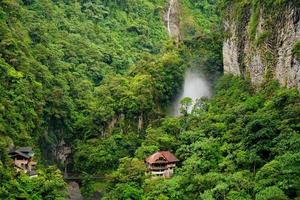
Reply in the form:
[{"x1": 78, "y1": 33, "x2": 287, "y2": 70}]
[{"x1": 170, "y1": 68, "x2": 211, "y2": 116}]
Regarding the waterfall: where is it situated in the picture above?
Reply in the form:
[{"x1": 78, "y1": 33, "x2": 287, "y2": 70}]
[
  {"x1": 167, "y1": 0, "x2": 174, "y2": 34},
  {"x1": 170, "y1": 68, "x2": 211, "y2": 116},
  {"x1": 165, "y1": 0, "x2": 211, "y2": 116},
  {"x1": 165, "y1": 0, "x2": 180, "y2": 40}
]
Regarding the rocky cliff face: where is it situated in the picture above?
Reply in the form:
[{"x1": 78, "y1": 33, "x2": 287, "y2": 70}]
[
  {"x1": 164, "y1": 0, "x2": 180, "y2": 41},
  {"x1": 223, "y1": 2, "x2": 300, "y2": 90}
]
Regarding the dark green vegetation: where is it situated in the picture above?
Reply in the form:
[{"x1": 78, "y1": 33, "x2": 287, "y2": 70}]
[
  {"x1": 0, "y1": 0, "x2": 186, "y2": 198},
  {"x1": 293, "y1": 40, "x2": 300, "y2": 59},
  {"x1": 1, "y1": 0, "x2": 299, "y2": 200},
  {"x1": 0, "y1": 142, "x2": 66, "y2": 199},
  {"x1": 0, "y1": 0, "x2": 178, "y2": 147},
  {"x1": 0, "y1": 137, "x2": 66, "y2": 199},
  {"x1": 101, "y1": 75, "x2": 300, "y2": 200},
  {"x1": 180, "y1": 0, "x2": 223, "y2": 81}
]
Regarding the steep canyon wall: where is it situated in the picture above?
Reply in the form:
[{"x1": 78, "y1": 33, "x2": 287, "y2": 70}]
[{"x1": 223, "y1": 1, "x2": 300, "y2": 90}]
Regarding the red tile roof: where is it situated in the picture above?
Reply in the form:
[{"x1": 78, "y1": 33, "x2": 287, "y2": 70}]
[{"x1": 145, "y1": 151, "x2": 179, "y2": 164}]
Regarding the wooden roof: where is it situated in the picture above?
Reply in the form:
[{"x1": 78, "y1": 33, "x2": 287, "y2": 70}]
[{"x1": 145, "y1": 151, "x2": 179, "y2": 164}]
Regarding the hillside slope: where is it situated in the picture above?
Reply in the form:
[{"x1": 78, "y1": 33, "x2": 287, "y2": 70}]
[{"x1": 0, "y1": 0, "x2": 185, "y2": 198}]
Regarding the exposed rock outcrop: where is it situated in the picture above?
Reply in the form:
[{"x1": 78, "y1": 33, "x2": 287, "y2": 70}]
[
  {"x1": 223, "y1": 20, "x2": 241, "y2": 76},
  {"x1": 68, "y1": 181, "x2": 83, "y2": 200},
  {"x1": 223, "y1": 3, "x2": 300, "y2": 90},
  {"x1": 275, "y1": 7, "x2": 300, "y2": 89},
  {"x1": 55, "y1": 139, "x2": 71, "y2": 164},
  {"x1": 164, "y1": 0, "x2": 180, "y2": 41}
]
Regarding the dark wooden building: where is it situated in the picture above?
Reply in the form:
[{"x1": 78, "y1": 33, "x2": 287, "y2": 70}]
[{"x1": 9, "y1": 147, "x2": 37, "y2": 177}]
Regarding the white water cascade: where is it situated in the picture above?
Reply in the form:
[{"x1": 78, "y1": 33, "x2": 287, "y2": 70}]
[
  {"x1": 165, "y1": 0, "x2": 211, "y2": 116},
  {"x1": 170, "y1": 68, "x2": 211, "y2": 116},
  {"x1": 167, "y1": 0, "x2": 174, "y2": 34},
  {"x1": 165, "y1": 0, "x2": 180, "y2": 40}
]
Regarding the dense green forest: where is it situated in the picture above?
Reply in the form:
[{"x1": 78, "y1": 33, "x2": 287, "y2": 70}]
[
  {"x1": 0, "y1": 0, "x2": 299, "y2": 199},
  {"x1": 0, "y1": 0, "x2": 183, "y2": 198},
  {"x1": 100, "y1": 75, "x2": 300, "y2": 200}
]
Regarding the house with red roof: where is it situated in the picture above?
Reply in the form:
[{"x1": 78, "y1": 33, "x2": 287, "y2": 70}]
[{"x1": 145, "y1": 151, "x2": 179, "y2": 178}]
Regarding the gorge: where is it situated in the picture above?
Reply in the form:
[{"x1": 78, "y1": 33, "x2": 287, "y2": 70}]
[{"x1": 0, "y1": 0, "x2": 299, "y2": 200}]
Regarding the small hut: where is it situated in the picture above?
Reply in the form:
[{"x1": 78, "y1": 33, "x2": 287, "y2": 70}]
[
  {"x1": 145, "y1": 151, "x2": 179, "y2": 178},
  {"x1": 9, "y1": 147, "x2": 37, "y2": 176}
]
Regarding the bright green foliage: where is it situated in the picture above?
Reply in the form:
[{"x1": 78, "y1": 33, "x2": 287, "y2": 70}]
[
  {"x1": 170, "y1": 76, "x2": 299, "y2": 199},
  {"x1": 179, "y1": 97, "x2": 192, "y2": 116},
  {"x1": 0, "y1": 0, "x2": 186, "y2": 197},
  {"x1": 0, "y1": 138, "x2": 66, "y2": 199},
  {"x1": 99, "y1": 75, "x2": 300, "y2": 199},
  {"x1": 248, "y1": 0, "x2": 260, "y2": 40},
  {"x1": 256, "y1": 186, "x2": 288, "y2": 200},
  {"x1": 0, "y1": 170, "x2": 66, "y2": 199},
  {"x1": 73, "y1": 133, "x2": 141, "y2": 174},
  {"x1": 293, "y1": 40, "x2": 300, "y2": 59},
  {"x1": 143, "y1": 176, "x2": 184, "y2": 200},
  {"x1": 0, "y1": 0, "x2": 177, "y2": 147},
  {"x1": 110, "y1": 157, "x2": 147, "y2": 185},
  {"x1": 180, "y1": 0, "x2": 223, "y2": 81},
  {"x1": 1, "y1": 0, "x2": 298, "y2": 199},
  {"x1": 101, "y1": 157, "x2": 147, "y2": 200},
  {"x1": 102, "y1": 183, "x2": 144, "y2": 200}
]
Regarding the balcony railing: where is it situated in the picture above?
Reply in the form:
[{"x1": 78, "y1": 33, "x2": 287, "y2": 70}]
[
  {"x1": 148, "y1": 164, "x2": 176, "y2": 170},
  {"x1": 148, "y1": 166, "x2": 168, "y2": 170}
]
